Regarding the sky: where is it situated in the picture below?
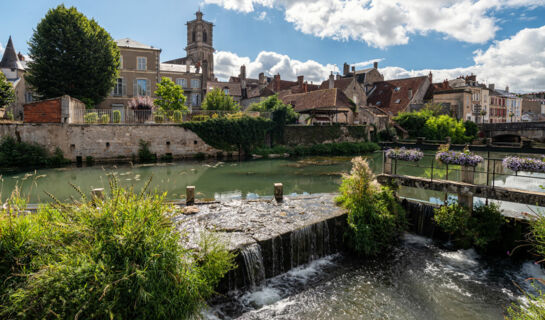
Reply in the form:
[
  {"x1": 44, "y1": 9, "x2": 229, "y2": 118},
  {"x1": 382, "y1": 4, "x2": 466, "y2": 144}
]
[{"x1": 1, "y1": 0, "x2": 544, "y2": 92}]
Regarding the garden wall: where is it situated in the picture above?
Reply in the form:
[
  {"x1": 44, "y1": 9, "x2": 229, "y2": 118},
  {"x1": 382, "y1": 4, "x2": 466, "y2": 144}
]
[
  {"x1": 283, "y1": 125, "x2": 369, "y2": 146},
  {"x1": 0, "y1": 123, "x2": 221, "y2": 161}
]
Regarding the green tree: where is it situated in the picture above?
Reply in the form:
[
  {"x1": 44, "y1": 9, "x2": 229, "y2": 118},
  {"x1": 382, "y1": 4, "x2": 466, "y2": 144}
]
[
  {"x1": 463, "y1": 120, "x2": 479, "y2": 141},
  {"x1": 25, "y1": 5, "x2": 120, "y2": 106},
  {"x1": 201, "y1": 88, "x2": 239, "y2": 111},
  {"x1": 154, "y1": 77, "x2": 187, "y2": 111},
  {"x1": 0, "y1": 72, "x2": 15, "y2": 108},
  {"x1": 422, "y1": 102, "x2": 446, "y2": 116},
  {"x1": 249, "y1": 95, "x2": 298, "y2": 143}
]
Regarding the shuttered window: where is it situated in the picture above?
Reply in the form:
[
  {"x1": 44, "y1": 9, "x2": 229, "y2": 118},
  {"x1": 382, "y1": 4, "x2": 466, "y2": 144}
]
[{"x1": 134, "y1": 79, "x2": 149, "y2": 96}]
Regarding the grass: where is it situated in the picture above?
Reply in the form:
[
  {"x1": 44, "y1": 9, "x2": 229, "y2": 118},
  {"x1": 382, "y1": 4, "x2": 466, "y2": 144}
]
[{"x1": 253, "y1": 142, "x2": 380, "y2": 158}]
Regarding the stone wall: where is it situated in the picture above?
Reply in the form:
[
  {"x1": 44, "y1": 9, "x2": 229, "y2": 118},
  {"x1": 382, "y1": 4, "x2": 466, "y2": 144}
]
[
  {"x1": 283, "y1": 125, "x2": 368, "y2": 146},
  {"x1": 0, "y1": 123, "x2": 220, "y2": 161}
]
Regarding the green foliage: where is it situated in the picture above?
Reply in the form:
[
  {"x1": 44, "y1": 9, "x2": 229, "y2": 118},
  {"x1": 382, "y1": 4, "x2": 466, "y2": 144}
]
[
  {"x1": 422, "y1": 102, "x2": 447, "y2": 116},
  {"x1": 201, "y1": 88, "x2": 240, "y2": 111},
  {"x1": 507, "y1": 290, "x2": 545, "y2": 320},
  {"x1": 84, "y1": 112, "x2": 98, "y2": 123},
  {"x1": 5, "y1": 111, "x2": 14, "y2": 121},
  {"x1": 346, "y1": 126, "x2": 368, "y2": 140},
  {"x1": 283, "y1": 125, "x2": 344, "y2": 146},
  {"x1": 463, "y1": 120, "x2": 479, "y2": 141},
  {"x1": 191, "y1": 114, "x2": 210, "y2": 122},
  {"x1": 153, "y1": 109, "x2": 165, "y2": 123},
  {"x1": 434, "y1": 202, "x2": 505, "y2": 249},
  {"x1": 172, "y1": 110, "x2": 183, "y2": 123},
  {"x1": 85, "y1": 156, "x2": 94, "y2": 165},
  {"x1": 0, "y1": 184, "x2": 235, "y2": 319},
  {"x1": 248, "y1": 96, "x2": 298, "y2": 143},
  {"x1": 112, "y1": 110, "x2": 121, "y2": 123},
  {"x1": 25, "y1": 5, "x2": 120, "y2": 105},
  {"x1": 0, "y1": 72, "x2": 15, "y2": 108},
  {"x1": 182, "y1": 116, "x2": 275, "y2": 153},
  {"x1": 0, "y1": 136, "x2": 69, "y2": 168},
  {"x1": 378, "y1": 126, "x2": 396, "y2": 142},
  {"x1": 154, "y1": 77, "x2": 188, "y2": 111},
  {"x1": 336, "y1": 157, "x2": 406, "y2": 256},
  {"x1": 138, "y1": 140, "x2": 156, "y2": 163},
  {"x1": 394, "y1": 110, "x2": 475, "y2": 143},
  {"x1": 254, "y1": 142, "x2": 379, "y2": 157},
  {"x1": 100, "y1": 114, "x2": 110, "y2": 124}
]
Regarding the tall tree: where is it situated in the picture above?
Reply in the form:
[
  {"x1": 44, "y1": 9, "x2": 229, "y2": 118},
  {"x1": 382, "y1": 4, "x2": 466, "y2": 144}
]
[
  {"x1": 201, "y1": 88, "x2": 239, "y2": 111},
  {"x1": 25, "y1": 5, "x2": 119, "y2": 106},
  {"x1": 0, "y1": 72, "x2": 15, "y2": 108},
  {"x1": 154, "y1": 77, "x2": 187, "y2": 111}
]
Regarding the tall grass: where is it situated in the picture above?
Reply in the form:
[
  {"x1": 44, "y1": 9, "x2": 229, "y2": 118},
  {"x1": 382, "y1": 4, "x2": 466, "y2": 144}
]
[{"x1": 0, "y1": 179, "x2": 235, "y2": 319}]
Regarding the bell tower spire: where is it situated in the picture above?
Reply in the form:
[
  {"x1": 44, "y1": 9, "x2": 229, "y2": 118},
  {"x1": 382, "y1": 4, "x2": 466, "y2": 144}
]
[{"x1": 186, "y1": 10, "x2": 214, "y2": 81}]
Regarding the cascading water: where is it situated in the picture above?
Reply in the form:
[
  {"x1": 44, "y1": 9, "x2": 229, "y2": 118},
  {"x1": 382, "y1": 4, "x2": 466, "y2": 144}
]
[{"x1": 240, "y1": 243, "x2": 266, "y2": 288}]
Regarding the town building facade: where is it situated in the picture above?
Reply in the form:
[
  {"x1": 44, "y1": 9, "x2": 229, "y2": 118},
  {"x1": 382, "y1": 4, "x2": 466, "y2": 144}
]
[{"x1": 0, "y1": 36, "x2": 32, "y2": 119}]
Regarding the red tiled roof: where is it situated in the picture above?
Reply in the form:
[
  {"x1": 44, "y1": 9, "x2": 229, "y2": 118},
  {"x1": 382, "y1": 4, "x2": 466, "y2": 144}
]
[
  {"x1": 367, "y1": 76, "x2": 429, "y2": 116},
  {"x1": 319, "y1": 78, "x2": 353, "y2": 91},
  {"x1": 280, "y1": 89, "x2": 354, "y2": 113},
  {"x1": 206, "y1": 81, "x2": 242, "y2": 97}
]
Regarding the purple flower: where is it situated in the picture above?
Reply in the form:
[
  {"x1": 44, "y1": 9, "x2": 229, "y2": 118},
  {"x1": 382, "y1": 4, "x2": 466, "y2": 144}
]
[
  {"x1": 503, "y1": 156, "x2": 545, "y2": 173},
  {"x1": 386, "y1": 148, "x2": 424, "y2": 162},
  {"x1": 436, "y1": 150, "x2": 483, "y2": 167}
]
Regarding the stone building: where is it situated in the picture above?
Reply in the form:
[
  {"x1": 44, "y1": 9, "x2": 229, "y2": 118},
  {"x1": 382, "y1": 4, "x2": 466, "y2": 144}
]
[
  {"x1": 280, "y1": 88, "x2": 355, "y2": 124},
  {"x1": 0, "y1": 36, "x2": 32, "y2": 119},
  {"x1": 448, "y1": 75, "x2": 490, "y2": 123},
  {"x1": 431, "y1": 80, "x2": 473, "y2": 120},
  {"x1": 98, "y1": 11, "x2": 214, "y2": 111}
]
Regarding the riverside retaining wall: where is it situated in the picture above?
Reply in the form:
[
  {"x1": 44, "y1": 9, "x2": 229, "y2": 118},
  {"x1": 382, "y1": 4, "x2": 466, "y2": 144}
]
[{"x1": 0, "y1": 123, "x2": 221, "y2": 161}]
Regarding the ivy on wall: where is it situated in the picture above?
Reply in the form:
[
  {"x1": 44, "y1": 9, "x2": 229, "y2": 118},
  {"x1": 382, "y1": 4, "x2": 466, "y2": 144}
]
[
  {"x1": 283, "y1": 125, "x2": 368, "y2": 146},
  {"x1": 181, "y1": 116, "x2": 275, "y2": 153}
]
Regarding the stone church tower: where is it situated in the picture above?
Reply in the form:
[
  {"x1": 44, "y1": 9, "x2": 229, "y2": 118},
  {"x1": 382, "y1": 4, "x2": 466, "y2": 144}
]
[{"x1": 185, "y1": 11, "x2": 214, "y2": 81}]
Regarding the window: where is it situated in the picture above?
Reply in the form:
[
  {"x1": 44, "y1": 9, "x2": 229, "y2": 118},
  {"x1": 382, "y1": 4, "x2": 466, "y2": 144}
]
[
  {"x1": 119, "y1": 55, "x2": 123, "y2": 69},
  {"x1": 203, "y1": 31, "x2": 208, "y2": 43},
  {"x1": 25, "y1": 92, "x2": 33, "y2": 103},
  {"x1": 176, "y1": 78, "x2": 187, "y2": 88},
  {"x1": 113, "y1": 78, "x2": 124, "y2": 96},
  {"x1": 136, "y1": 79, "x2": 148, "y2": 96},
  {"x1": 192, "y1": 30, "x2": 196, "y2": 42},
  {"x1": 191, "y1": 93, "x2": 201, "y2": 106},
  {"x1": 137, "y1": 57, "x2": 147, "y2": 71},
  {"x1": 191, "y1": 79, "x2": 201, "y2": 88}
]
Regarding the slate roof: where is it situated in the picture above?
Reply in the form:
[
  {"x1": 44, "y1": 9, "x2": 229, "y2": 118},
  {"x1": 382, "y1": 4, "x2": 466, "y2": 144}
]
[
  {"x1": 367, "y1": 76, "x2": 429, "y2": 116},
  {"x1": 0, "y1": 36, "x2": 25, "y2": 70},
  {"x1": 280, "y1": 88, "x2": 354, "y2": 113},
  {"x1": 160, "y1": 63, "x2": 197, "y2": 73},
  {"x1": 318, "y1": 78, "x2": 353, "y2": 91},
  {"x1": 116, "y1": 38, "x2": 160, "y2": 51},
  {"x1": 206, "y1": 81, "x2": 242, "y2": 97}
]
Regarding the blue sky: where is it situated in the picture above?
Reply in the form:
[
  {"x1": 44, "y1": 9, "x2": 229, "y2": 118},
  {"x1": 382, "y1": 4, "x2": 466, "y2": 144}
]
[{"x1": 1, "y1": 0, "x2": 544, "y2": 92}]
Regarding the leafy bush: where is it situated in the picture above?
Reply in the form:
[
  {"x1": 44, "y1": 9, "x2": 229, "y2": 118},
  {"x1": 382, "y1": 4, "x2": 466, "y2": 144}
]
[
  {"x1": 394, "y1": 110, "x2": 473, "y2": 143},
  {"x1": 201, "y1": 88, "x2": 240, "y2": 111},
  {"x1": 378, "y1": 126, "x2": 396, "y2": 141},
  {"x1": 84, "y1": 112, "x2": 98, "y2": 124},
  {"x1": 153, "y1": 77, "x2": 187, "y2": 112},
  {"x1": 0, "y1": 184, "x2": 235, "y2": 319},
  {"x1": 336, "y1": 157, "x2": 406, "y2": 256},
  {"x1": 138, "y1": 140, "x2": 156, "y2": 163},
  {"x1": 100, "y1": 114, "x2": 110, "y2": 124},
  {"x1": 182, "y1": 116, "x2": 275, "y2": 153},
  {"x1": 191, "y1": 114, "x2": 210, "y2": 122},
  {"x1": 112, "y1": 110, "x2": 121, "y2": 123},
  {"x1": 0, "y1": 136, "x2": 69, "y2": 168},
  {"x1": 154, "y1": 109, "x2": 165, "y2": 123},
  {"x1": 434, "y1": 202, "x2": 505, "y2": 249},
  {"x1": 253, "y1": 142, "x2": 379, "y2": 157},
  {"x1": 249, "y1": 95, "x2": 298, "y2": 143},
  {"x1": 172, "y1": 110, "x2": 183, "y2": 123},
  {"x1": 463, "y1": 120, "x2": 479, "y2": 141}
]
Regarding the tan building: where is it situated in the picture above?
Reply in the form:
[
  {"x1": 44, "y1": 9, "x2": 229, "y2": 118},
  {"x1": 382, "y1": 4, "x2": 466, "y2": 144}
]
[
  {"x1": 98, "y1": 11, "x2": 214, "y2": 111},
  {"x1": 448, "y1": 75, "x2": 490, "y2": 123},
  {"x1": 432, "y1": 80, "x2": 472, "y2": 120},
  {"x1": 0, "y1": 36, "x2": 32, "y2": 120}
]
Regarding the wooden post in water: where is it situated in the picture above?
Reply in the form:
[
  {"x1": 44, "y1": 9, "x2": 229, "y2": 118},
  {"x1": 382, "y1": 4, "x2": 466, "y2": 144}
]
[
  {"x1": 186, "y1": 186, "x2": 195, "y2": 205},
  {"x1": 274, "y1": 183, "x2": 283, "y2": 202}
]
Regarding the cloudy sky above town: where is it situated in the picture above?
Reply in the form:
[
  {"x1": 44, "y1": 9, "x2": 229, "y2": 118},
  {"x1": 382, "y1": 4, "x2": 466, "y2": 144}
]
[{"x1": 1, "y1": 0, "x2": 544, "y2": 92}]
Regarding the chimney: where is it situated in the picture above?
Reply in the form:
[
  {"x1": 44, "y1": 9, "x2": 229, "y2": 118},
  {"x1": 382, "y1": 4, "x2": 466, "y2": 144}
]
[
  {"x1": 408, "y1": 88, "x2": 413, "y2": 100},
  {"x1": 488, "y1": 83, "x2": 495, "y2": 91},
  {"x1": 336, "y1": 73, "x2": 341, "y2": 80},
  {"x1": 505, "y1": 85, "x2": 509, "y2": 93},
  {"x1": 259, "y1": 72, "x2": 265, "y2": 85},
  {"x1": 343, "y1": 63, "x2": 349, "y2": 76},
  {"x1": 303, "y1": 82, "x2": 308, "y2": 93},
  {"x1": 240, "y1": 65, "x2": 246, "y2": 80},
  {"x1": 17, "y1": 52, "x2": 24, "y2": 61},
  {"x1": 428, "y1": 71, "x2": 433, "y2": 83},
  {"x1": 351, "y1": 66, "x2": 355, "y2": 73},
  {"x1": 297, "y1": 75, "x2": 304, "y2": 87},
  {"x1": 373, "y1": 61, "x2": 378, "y2": 69},
  {"x1": 328, "y1": 72, "x2": 335, "y2": 89},
  {"x1": 274, "y1": 74, "x2": 281, "y2": 92}
]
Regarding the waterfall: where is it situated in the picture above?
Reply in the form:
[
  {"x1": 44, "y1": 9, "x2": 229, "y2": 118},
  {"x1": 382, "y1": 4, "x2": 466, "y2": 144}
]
[
  {"x1": 402, "y1": 199, "x2": 438, "y2": 238},
  {"x1": 290, "y1": 221, "x2": 331, "y2": 269},
  {"x1": 240, "y1": 243, "x2": 266, "y2": 288}
]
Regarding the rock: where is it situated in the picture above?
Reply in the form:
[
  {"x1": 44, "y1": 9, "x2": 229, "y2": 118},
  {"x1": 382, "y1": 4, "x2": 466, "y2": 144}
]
[
  {"x1": 268, "y1": 154, "x2": 282, "y2": 159},
  {"x1": 252, "y1": 154, "x2": 263, "y2": 159},
  {"x1": 183, "y1": 206, "x2": 199, "y2": 215},
  {"x1": 283, "y1": 153, "x2": 290, "y2": 158}
]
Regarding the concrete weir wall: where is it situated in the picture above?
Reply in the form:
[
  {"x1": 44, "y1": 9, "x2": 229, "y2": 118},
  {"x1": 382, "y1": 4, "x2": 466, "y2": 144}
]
[{"x1": 0, "y1": 123, "x2": 220, "y2": 161}]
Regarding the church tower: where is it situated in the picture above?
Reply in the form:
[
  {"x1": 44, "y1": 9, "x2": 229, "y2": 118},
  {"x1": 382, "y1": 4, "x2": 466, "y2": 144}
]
[{"x1": 185, "y1": 10, "x2": 214, "y2": 81}]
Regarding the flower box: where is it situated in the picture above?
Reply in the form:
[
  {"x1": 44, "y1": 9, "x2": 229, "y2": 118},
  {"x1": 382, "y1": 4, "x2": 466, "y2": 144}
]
[
  {"x1": 385, "y1": 148, "x2": 424, "y2": 162},
  {"x1": 435, "y1": 150, "x2": 483, "y2": 167},
  {"x1": 502, "y1": 156, "x2": 545, "y2": 173}
]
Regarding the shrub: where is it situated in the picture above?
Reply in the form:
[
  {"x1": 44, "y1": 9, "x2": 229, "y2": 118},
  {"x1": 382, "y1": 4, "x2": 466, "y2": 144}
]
[
  {"x1": 172, "y1": 110, "x2": 183, "y2": 123},
  {"x1": 434, "y1": 203, "x2": 471, "y2": 236},
  {"x1": 394, "y1": 109, "x2": 473, "y2": 143},
  {"x1": 463, "y1": 120, "x2": 479, "y2": 141},
  {"x1": 191, "y1": 114, "x2": 210, "y2": 122},
  {"x1": 138, "y1": 140, "x2": 156, "y2": 163},
  {"x1": 336, "y1": 157, "x2": 406, "y2": 256},
  {"x1": 0, "y1": 136, "x2": 68, "y2": 168},
  {"x1": 0, "y1": 184, "x2": 235, "y2": 319},
  {"x1": 154, "y1": 113, "x2": 165, "y2": 123},
  {"x1": 85, "y1": 155, "x2": 94, "y2": 165},
  {"x1": 112, "y1": 110, "x2": 121, "y2": 123},
  {"x1": 84, "y1": 112, "x2": 98, "y2": 124},
  {"x1": 5, "y1": 111, "x2": 14, "y2": 121},
  {"x1": 100, "y1": 114, "x2": 110, "y2": 124}
]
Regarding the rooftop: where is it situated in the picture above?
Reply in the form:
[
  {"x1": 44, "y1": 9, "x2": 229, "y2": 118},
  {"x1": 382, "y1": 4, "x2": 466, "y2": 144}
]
[{"x1": 116, "y1": 38, "x2": 160, "y2": 51}]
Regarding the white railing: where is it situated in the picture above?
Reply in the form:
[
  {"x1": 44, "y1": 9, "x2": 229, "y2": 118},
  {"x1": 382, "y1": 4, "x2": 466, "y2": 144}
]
[{"x1": 71, "y1": 109, "x2": 272, "y2": 124}]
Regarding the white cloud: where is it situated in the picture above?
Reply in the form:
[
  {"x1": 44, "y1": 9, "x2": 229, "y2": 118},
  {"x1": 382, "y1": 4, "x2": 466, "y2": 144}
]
[
  {"x1": 214, "y1": 50, "x2": 339, "y2": 83},
  {"x1": 204, "y1": 0, "x2": 545, "y2": 48},
  {"x1": 381, "y1": 25, "x2": 545, "y2": 93},
  {"x1": 0, "y1": 42, "x2": 4, "y2": 56},
  {"x1": 214, "y1": 25, "x2": 545, "y2": 93},
  {"x1": 255, "y1": 11, "x2": 268, "y2": 21},
  {"x1": 353, "y1": 58, "x2": 384, "y2": 69}
]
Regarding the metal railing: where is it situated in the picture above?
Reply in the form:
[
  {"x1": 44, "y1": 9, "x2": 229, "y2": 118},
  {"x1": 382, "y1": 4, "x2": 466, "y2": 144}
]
[
  {"x1": 381, "y1": 150, "x2": 545, "y2": 189},
  {"x1": 71, "y1": 109, "x2": 272, "y2": 124}
]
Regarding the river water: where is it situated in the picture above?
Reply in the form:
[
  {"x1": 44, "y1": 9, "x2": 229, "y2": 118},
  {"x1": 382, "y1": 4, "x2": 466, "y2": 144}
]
[{"x1": 2, "y1": 152, "x2": 545, "y2": 319}]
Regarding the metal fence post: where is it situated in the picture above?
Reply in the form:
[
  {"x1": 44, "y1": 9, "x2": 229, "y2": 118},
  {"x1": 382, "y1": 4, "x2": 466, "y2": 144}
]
[{"x1": 430, "y1": 158, "x2": 434, "y2": 182}]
